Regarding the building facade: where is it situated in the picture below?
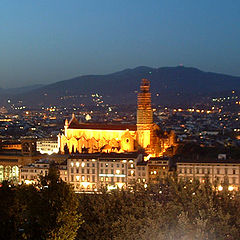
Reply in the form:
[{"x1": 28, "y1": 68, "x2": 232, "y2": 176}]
[
  {"x1": 67, "y1": 153, "x2": 147, "y2": 192},
  {"x1": 37, "y1": 138, "x2": 58, "y2": 155},
  {"x1": 177, "y1": 159, "x2": 240, "y2": 190}
]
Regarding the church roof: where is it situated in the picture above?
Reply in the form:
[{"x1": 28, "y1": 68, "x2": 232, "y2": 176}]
[{"x1": 68, "y1": 122, "x2": 137, "y2": 131}]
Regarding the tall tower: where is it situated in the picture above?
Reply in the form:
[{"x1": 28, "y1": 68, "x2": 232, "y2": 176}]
[{"x1": 137, "y1": 79, "x2": 153, "y2": 150}]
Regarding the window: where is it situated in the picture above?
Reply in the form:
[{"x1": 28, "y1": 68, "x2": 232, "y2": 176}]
[
  {"x1": 111, "y1": 169, "x2": 114, "y2": 174},
  {"x1": 105, "y1": 169, "x2": 108, "y2": 174},
  {"x1": 233, "y1": 177, "x2": 236, "y2": 184},
  {"x1": 225, "y1": 168, "x2": 228, "y2": 175},
  {"x1": 92, "y1": 169, "x2": 95, "y2": 174},
  {"x1": 190, "y1": 168, "x2": 192, "y2": 174},
  {"x1": 217, "y1": 168, "x2": 220, "y2": 174},
  {"x1": 117, "y1": 164, "x2": 119, "y2": 168},
  {"x1": 82, "y1": 169, "x2": 84, "y2": 174},
  {"x1": 184, "y1": 168, "x2": 187, "y2": 174},
  {"x1": 71, "y1": 168, "x2": 74, "y2": 173},
  {"x1": 122, "y1": 169, "x2": 124, "y2": 174},
  {"x1": 122, "y1": 164, "x2": 124, "y2": 168},
  {"x1": 92, "y1": 163, "x2": 95, "y2": 167},
  {"x1": 87, "y1": 169, "x2": 90, "y2": 174},
  {"x1": 101, "y1": 163, "x2": 103, "y2": 167},
  {"x1": 87, "y1": 163, "x2": 90, "y2": 167},
  {"x1": 207, "y1": 168, "x2": 210, "y2": 174},
  {"x1": 233, "y1": 169, "x2": 236, "y2": 175},
  {"x1": 92, "y1": 176, "x2": 95, "y2": 182},
  {"x1": 71, "y1": 175, "x2": 74, "y2": 182},
  {"x1": 100, "y1": 169, "x2": 103, "y2": 174},
  {"x1": 196, "y1": 168, "x2": 199, "y2": 174}
]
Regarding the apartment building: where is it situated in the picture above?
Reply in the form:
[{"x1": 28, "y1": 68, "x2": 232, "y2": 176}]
[
  {"x1": 67, "y1": 152, "x2": 146, "y2": 192},
  {"x1": 177, "y1": 158, "x2": 240, "y2": 190}
]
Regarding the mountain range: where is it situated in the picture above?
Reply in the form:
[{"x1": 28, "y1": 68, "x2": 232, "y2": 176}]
[{"x1": 2, "y1": 66, "x2": 240, "y2": 108}]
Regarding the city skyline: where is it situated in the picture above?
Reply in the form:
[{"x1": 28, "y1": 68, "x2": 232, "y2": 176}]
[{"x1": 1, "y1": 1, "x2": 240, "y2": 88}]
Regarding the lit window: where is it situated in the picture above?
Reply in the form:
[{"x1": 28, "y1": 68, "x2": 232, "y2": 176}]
[
  {"x1": 116, "y1": 170, "x2": 120, "y2": 174},
  {"x1": 76, "y1": 176, "x2": 80, "y2": 181},
  {"x1": 82, "y1": 176, "x2": 85, "y2": 181},
  {"x1": 76, "y1": 162, "x2": 79, "y2": 167},
  {"x1": 81, "y1": 162, "x2": 85, "y2": 168},
  {"x1": 71, "y1": 162, "x2": 74, "y2": 167}
]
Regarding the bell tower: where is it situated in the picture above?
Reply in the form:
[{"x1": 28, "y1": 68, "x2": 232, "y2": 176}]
[{"x1": 137, "y1": 79, "x2": 153, "y2": 150}]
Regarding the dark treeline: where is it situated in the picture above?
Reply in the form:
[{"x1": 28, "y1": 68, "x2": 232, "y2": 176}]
[{"x1": 0, "y1": 169, "x2": 240, "y2": 240}]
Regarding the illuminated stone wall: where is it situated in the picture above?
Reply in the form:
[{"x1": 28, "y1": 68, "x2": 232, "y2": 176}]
[{"x1": 59, "y1": 128, "x2": 136, "y2": 154}]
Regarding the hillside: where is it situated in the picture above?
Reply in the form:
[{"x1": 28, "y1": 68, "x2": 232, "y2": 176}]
[{"x1": 3, "y1": 66, "x2": 240, "y2": 107}]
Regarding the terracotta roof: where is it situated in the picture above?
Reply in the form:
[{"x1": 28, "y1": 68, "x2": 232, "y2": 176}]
[{"x1": 68, "y1": 122, "x2": 137, "y2": 131}]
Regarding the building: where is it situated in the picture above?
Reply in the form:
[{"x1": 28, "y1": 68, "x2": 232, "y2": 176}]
[
  {"x1": 67, "y1": 152, "x2": 147, "y2": 192},
  {"x1": 148, "y1": 157, "x2": 170, "y2": 184},
  {"x1": 37, "y1": 138, "x2": 58, "y2": 155},
  {"x1": 177, "y1": 158, "x2": 240, "y2": 191},
  {"x1": 58, "y1": 79, "x2": 176, "y2": 157},
  {"x1": 20, "y1": 159, "x2": 50, "y2": 184},
  {"x1": 19, "y1": 159, "x2": 68, "y2": 184},
  {"x1": 0, "y1": 139, "x2": 41, "y2": 183}
]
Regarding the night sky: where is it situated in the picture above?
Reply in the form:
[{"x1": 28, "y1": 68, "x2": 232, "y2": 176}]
[{"x1": 0, "y1": 0, "x2": 240, "y2": 88}]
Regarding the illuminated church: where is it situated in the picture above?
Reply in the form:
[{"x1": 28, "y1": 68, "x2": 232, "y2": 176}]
[{"x1": 58, "y1": 79, "x2": 176, "y2": 157}]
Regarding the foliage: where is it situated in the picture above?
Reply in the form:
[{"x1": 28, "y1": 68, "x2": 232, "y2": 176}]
[
  {"x1": 1, "y1": 174, "x2": 240, "y2": 239},
  {"x1": 0, "y1": 167, "x2": 81, "y2": 240}
]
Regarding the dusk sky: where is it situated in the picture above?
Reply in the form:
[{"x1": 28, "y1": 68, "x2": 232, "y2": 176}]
[{"x1": 1, "y1": 1, "x2": 240, "y2": 88}]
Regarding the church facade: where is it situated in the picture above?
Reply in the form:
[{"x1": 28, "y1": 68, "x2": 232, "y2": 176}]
[{"x1": 58, "y1": 79, "x2": 176, "y2": 157}]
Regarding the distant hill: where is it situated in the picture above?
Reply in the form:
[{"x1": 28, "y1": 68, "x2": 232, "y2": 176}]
[{"x1": 3, "y1": 66, "x2": 240, "y2": 107}]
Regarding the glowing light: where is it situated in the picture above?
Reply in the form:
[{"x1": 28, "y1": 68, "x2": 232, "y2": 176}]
[
  {"x1": 116, "y1": 170, "x2": 120, "y2": 174},
  {"x1": 218, "y1": 185, "x2": 223, "y2": 191},
  {"x1": 116, "y1": 182, "x2": 125, "y2": 188},
  {"x1": 24, "y1": 180, "x2": 34, "y2": 185},
  {"x1": 76, "y1": 162, "x2": 80, "y2": 167},
  {"x1": 81, "y1": 182, "x2": 90, "y2": 188},
  {"x1": 228, "y1": 186, "x2": 234, "y2": 191},
  {"x1": 81, "y1": 162, "x2": 85, "y2": 167}
]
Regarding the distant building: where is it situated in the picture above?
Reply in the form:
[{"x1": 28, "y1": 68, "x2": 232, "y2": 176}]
[
  {"x1": 37, "y1": 138, "x2": 58, "y2": 155},
  {"x1": 177, "y1": 158, "x2": 240, "y2": 190},
  {"x1": 19, "y1": 159, "x2": 67, "y2": 184},
  {"x1": 58, "y1": 79, "x2": 176, "y2": 157},
  {"x1": 148, "y1": 157, "x2": 170, "y2": 184},
  {"x1": 67, "y1": 152, "x2": 146, "y2": 192},
  {"x1": 20, "y1": 159, "x2": 50, "y2": 185}
]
